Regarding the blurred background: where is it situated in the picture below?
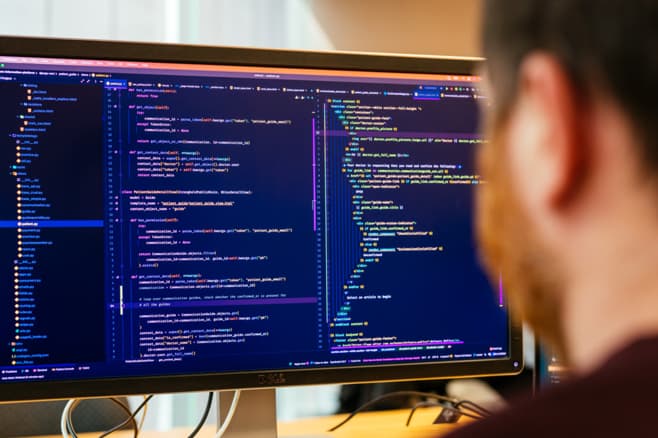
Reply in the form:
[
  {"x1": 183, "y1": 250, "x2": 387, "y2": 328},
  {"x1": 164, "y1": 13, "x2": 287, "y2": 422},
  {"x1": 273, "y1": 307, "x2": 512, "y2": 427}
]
[
  {"x1": 0, "y1": 0, "x2": 501, "y2": 432},
  {"x1": 0, "y1": 0, "x2": 482, "y2": 56}
]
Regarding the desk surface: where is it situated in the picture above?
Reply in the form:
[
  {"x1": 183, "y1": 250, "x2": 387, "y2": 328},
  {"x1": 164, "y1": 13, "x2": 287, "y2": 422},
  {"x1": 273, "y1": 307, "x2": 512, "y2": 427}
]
[
  {"x1": 35, "y1": 408, "x2": 471, "y2": 438},
  {"x1": 280, "y1": 408, "x2": 471, "y2": 438}
]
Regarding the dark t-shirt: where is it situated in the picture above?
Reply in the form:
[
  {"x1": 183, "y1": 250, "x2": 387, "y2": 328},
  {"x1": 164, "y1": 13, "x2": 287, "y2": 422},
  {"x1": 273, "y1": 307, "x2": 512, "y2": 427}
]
[{"x1": 446, "y1": 336, "x2": 658, "y2": 437}]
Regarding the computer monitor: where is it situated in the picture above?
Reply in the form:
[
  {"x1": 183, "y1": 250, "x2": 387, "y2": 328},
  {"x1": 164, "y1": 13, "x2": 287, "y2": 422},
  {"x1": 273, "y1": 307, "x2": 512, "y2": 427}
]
[{"x1": 0, "y1": 36, "x2": 522, "y2": 417}]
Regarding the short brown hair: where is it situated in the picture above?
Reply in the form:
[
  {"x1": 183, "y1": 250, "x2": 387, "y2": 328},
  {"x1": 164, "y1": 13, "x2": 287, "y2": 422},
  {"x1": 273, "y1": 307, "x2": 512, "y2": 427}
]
[{"x1": 482, "y1": 0, "x2": 658, "y2": 169}]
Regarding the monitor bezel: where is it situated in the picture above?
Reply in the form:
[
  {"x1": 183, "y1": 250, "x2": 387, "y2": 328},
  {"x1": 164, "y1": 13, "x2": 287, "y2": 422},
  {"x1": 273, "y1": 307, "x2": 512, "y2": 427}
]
[{"x1": 0, "y1": 35, "x2": 523, "y2": 403}]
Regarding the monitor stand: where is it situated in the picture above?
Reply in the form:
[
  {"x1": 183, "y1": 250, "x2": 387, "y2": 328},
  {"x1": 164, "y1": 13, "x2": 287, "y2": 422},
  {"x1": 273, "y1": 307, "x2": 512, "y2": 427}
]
[
  {"x1": 217, "y1": 388, "x2": 327, "y2": 438},
  {"x1": 217, "y1": 388, "x2": 277, "y2": 438}
]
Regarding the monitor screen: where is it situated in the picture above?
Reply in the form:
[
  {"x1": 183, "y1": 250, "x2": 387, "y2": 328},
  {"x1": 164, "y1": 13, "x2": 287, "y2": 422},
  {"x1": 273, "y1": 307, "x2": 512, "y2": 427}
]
[{"x1": 0, "y1": 37, "x2": 522, "y2": 402}]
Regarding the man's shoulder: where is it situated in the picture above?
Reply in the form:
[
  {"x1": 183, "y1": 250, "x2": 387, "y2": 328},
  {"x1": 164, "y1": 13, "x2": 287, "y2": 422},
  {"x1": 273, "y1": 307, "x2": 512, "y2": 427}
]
[
  {"x1": 444, "y1": 385, "x2": 615, "y2": 437},
  {"x1": 445, "y1": 336, "x2": 658, "y2": 437}
]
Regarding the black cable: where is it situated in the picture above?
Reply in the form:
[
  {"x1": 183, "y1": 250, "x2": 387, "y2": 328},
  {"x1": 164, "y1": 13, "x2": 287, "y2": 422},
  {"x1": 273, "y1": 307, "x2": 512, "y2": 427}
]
[
  {"x1": 98, "y1": 394, "x2": 154, "y2": 438},
  {"x1": 187, "y1": 392, "x2": 214, "y2": 438},
  {"x1": 66, "y1": 398, "x2": 138, "y2": 438},
  {"x1": 405, "y1": 400, "x2": 486, "y2": 427},
  {"x1": 328, "y1": 391, "x2": 458, "y2": 432},
  {"x1": 439, "y1": 404, "x2": 485, "y2": 420},
  {"x1": 329, "y1": 390, "x2": 494, "y2": 432},
  {"x1": 456, "y1": 399, "x2": 493, "y2": 417},
  {"x1": 405, "y1": 400, "x2": 437, "y2": 426},
  {"x1": 108, "y1": 398, "x2": 139, "y2": 438}
]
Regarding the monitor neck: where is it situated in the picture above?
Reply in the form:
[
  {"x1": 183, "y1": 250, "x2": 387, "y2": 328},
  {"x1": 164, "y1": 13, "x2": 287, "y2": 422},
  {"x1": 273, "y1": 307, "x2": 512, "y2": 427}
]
[{"x1": 218, "y1": 388, "x2": 277, "y2": 438}]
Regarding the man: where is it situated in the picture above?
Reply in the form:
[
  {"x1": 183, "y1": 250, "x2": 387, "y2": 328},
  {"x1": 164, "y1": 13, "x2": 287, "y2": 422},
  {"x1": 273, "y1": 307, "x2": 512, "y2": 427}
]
[{"x1": 448, "y1": 0, "x2": 658, "y2": 436}]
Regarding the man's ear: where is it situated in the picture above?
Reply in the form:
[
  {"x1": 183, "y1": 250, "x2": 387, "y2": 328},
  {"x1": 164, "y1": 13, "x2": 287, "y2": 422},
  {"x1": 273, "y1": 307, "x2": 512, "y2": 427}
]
[{"x1": 513, "y1": 53, "x2": 585, "y2": 210}]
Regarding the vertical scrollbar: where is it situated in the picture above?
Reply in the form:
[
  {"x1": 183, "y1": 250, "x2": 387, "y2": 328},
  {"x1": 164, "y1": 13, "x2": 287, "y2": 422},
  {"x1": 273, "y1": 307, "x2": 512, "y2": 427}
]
[
  {"x1": 119, "y1": 285, "x2": 124, "y2": 316},
  {"x1": 312, "y1": 118, "x2": 317, "y2": 231}
]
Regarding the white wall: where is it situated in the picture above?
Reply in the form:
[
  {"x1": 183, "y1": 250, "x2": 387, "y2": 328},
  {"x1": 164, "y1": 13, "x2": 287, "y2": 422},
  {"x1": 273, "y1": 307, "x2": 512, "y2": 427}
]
[{"x1": 0, "y1": 0, "x2": 332, "y2": 49}]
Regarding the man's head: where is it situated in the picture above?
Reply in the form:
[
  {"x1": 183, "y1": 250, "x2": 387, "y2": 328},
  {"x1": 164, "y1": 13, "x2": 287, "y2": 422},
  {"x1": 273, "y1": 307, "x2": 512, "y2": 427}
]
[{"x1": 477, "y1": 0, "x2": 658, "y2": 363}]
